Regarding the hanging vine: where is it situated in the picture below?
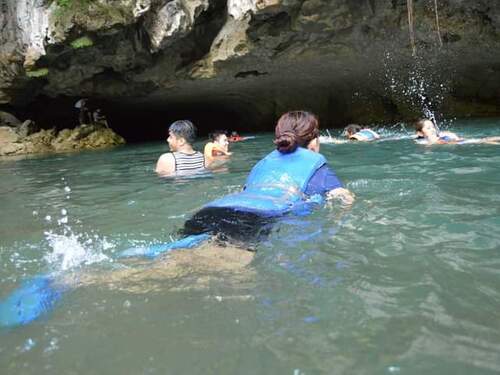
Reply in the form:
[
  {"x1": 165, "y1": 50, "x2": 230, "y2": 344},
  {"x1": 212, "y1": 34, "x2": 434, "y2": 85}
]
[
  {"x1": 433, "y1": 0, "x2": 443, "y2": 47},
  {"x1": 406, "y1": 0, "x2": 417, "y2": 56}
]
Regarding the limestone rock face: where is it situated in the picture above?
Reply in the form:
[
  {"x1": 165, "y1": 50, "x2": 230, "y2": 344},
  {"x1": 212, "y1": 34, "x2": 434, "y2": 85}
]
[{"x1": 1, "y1": 0, "x2": 500, "y2": 127}]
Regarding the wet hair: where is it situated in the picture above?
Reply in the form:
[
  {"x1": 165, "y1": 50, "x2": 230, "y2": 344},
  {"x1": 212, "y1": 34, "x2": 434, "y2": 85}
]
[
  {"x1": 169, "y1": 120, "x2": 197, "y2": 144},
  {"x1": 210, "y1": 130, "x2": 227, "y2": 142},
  {"x1": 344, "y1": 124, "x2": 362, "y2": 135},
  {"x1": 274, "y1": 111, "x2": 320, "y2": 153},
  {"x1": 415, "y1": 118, "x2": 435, "y2": 132}
]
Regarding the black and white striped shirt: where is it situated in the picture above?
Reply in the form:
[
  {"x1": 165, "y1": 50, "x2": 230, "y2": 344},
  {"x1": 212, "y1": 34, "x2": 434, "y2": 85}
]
[{"x1": 172, "y1": 151, "x2": 205, "y2": 173}]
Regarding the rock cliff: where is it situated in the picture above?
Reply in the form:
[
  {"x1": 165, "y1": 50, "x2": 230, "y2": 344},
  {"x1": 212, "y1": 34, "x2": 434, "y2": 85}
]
[{"x1": 1, "y1": 0, "x2": 499, "y2": 133}]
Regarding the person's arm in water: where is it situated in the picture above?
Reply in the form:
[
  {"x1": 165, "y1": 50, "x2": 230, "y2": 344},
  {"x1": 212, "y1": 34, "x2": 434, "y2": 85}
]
[
  {"x1": 305, "y1": 165, "x2": 355, "y2": 205},
  {"x1": 219, "y1": 148, "x2": 232, "y2": 156},
  {"x1": 326, "y1": 187, "x2": 355, "y2": 205},
  {"x1": 155, "y1": 153, "x2": 175, "y2": 175}
]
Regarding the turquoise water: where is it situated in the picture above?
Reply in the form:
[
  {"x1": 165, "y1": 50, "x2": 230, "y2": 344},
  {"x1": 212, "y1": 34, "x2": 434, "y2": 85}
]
[{"x1": 1, "y1": 118, "x2": 500, "y2": 374}]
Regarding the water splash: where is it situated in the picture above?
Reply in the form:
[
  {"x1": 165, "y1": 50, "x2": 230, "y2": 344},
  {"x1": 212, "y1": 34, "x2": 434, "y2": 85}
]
[
  {"x1": 43, "y1": 230, "x2": 110, "y2": 271},
  {"x1": 383, "y1": 51, "x2": 451, "y2": 127},
  {"x1": 42, "y1": 181, "x2": 112, "y2": 272}
]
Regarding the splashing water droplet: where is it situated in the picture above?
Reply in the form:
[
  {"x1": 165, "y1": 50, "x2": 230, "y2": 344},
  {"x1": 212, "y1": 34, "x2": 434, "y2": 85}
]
[
  {"x1": 21, "y1": 338, "x2": 36, "y2": 352},
  {"x1": 44, "y1": 230, "x2": 110, "y2": 271}
]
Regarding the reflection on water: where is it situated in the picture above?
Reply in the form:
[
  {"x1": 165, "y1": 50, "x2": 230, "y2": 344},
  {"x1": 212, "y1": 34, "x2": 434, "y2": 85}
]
[{"x1": 1, "y1": 123, "x2": 500, "y2": 374}]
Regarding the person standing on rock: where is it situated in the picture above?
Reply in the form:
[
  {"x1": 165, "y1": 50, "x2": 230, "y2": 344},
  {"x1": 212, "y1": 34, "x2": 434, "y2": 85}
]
[
  {"x1": 75, "y1": 98, "x2": 92, "y2": 125},
  {"x1": 155, "y1": 120, "x2": 206, "y2": 176},
  {"x1": 92, "y1": 108, "x2": 109, "y2": 128}
]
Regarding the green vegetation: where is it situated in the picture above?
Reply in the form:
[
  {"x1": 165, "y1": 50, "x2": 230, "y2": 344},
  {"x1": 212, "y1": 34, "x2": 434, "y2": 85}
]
[
  {"x1": 51, "y1": 0, "x2": 129, "y2": 32},
  {"x1": 26, "y1": 68, "x2": 49, "y2": 78},
  {"x1": 56, "y1": 0, "x2": 71, "y2": 7},
  {"x1": 55, "y1": 0, "x2": 91, "y2": 8},
  {"x1": 70, "y1": 36, "x2": 94, "y2": 49}
]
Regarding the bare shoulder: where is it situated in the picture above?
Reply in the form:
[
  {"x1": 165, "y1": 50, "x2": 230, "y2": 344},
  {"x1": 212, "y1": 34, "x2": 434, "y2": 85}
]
[{"x1": 156, "y1": 152, "x2": 175, "y2": 174}]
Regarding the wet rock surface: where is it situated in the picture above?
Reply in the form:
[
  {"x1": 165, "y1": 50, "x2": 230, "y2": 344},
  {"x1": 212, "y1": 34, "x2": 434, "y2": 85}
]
[
  {"x1": 1, "y1": 0, "x2": 500, "y2": 130},
  {"x1": 0, "y1": 121, "x2": 125, "y2": 157}
]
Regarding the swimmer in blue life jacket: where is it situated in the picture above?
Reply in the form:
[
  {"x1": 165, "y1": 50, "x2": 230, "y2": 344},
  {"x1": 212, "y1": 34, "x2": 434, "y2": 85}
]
[
  {"x1": 0, "y1": 111, "x2": 355, "y2": 329},
  {"x1": 415, "y1": 118, "x2": 500, "y2": 145},
  {"x1": 344, "y1": 124, "x2": 380, "y2": 141},
  {"x1": 155, "y1": 120, "x2": 206, "y2": 176},
  {"x1": 181, "y1": 110, "x2": 355, "y2": 244},
  {"x1": 319, "y1": 124, "x2": 380, "y2": 144}
]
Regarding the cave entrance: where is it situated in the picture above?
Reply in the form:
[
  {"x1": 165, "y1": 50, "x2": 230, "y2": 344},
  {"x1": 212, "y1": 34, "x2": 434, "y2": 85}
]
[
  {"x1": 23, "y1": 96, "x2": 274, "y2": 143},
  {"x1": 105, "y1": 102, "x2": 266, "y2": 143}
]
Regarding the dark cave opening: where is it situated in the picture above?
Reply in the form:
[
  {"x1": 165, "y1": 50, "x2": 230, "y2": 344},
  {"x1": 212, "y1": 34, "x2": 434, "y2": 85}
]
[
  {"x1": 19, "y1": 96, "x2": 276, "y2": 143},
  {"x1": 105, "y1": 103, "x2": 265, "y2": 142}
]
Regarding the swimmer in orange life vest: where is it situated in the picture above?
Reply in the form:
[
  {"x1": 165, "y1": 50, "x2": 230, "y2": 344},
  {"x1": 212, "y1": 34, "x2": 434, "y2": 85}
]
[
  {"x1": 228, "y1": 131, "x2": 244, "y2": 142},
  {"x1": 204, "y1": 130, "x2": 232, "y2": 165},
  {"x1": 415, "y1": 118, "x2": 500, "y2": 145}
]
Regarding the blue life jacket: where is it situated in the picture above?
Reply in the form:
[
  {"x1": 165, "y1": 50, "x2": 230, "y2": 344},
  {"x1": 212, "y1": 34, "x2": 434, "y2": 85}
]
[
  {"x1": 439, "y1": 135, "x2": 454, "y2": 142},
  {"x1": 205, "y1": 147, "x2": 326, "y2": 217},
  {"x1": 357, "y1": 129, "x2": 377, "y2": 141}
]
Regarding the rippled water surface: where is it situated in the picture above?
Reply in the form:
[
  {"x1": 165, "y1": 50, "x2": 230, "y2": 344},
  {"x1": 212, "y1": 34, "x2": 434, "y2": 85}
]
[{"x1": 1, "y1": 119, "x2": 500, "y2": 374}]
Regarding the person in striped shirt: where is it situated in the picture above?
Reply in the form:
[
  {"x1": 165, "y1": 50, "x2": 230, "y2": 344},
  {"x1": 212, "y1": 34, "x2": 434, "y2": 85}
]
[{"x1": 155, "y1": 120, "x2": 206, "y2": 176}]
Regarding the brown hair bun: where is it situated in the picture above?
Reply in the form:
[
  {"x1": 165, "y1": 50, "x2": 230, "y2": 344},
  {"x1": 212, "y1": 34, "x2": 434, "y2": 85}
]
[{"x1": 274, "y1": 111, "x2": 319, "y2": 153}]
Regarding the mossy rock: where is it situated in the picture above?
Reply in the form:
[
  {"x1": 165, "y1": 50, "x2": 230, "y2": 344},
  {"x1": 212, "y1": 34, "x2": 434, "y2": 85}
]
[
  {"x1": 26, "y1": 68, "x2": 49, "y2": 78},
  {"x1": 51, "y1": 0, "x2": 133, "y2": 34},
  {"x1": 70, "y1": 36, "x2": 94, "y2": 49}
]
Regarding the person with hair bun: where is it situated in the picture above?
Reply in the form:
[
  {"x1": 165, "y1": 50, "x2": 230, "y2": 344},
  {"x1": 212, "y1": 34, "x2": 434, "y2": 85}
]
[
  {"x1": 182, "y1": 110, "x2": 354, "y2": 242},
  {"x1": 271, "y1": 111, "x2": 354, "y2": 203}
]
